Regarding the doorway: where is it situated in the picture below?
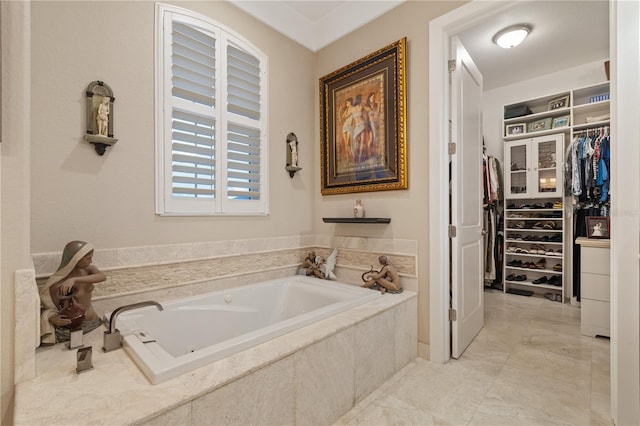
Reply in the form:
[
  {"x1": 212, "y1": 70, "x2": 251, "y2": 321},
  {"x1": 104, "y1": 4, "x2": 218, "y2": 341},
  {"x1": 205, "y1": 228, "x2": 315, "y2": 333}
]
[{"x1": 428, "y1": 1, "x2": 640, "y2": 424}]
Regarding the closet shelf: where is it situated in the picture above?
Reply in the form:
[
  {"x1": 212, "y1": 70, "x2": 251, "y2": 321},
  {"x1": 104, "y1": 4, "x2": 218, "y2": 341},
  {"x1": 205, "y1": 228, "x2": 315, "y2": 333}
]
[
  {"x1": 506, "y1": 217, "x2": 563, "y2": 220},
  {"x1": 505, "y1": 208, "x2": 563, "y2": 212},
  {"x1": 503, "y1": 81, "x2": 610, "y2": 140},
  {"x1": 504, "y1": 228, "x2": 562, "y2": 232},
  {"x1": 503, "y1": 106, "x2": 570, "y2": 124},
  {"x1": 573, "y1": 120, "x2": 610, "y2": 131},
  {"x1": 322, "y1": 217, "x2": 391, "y2": 224}
]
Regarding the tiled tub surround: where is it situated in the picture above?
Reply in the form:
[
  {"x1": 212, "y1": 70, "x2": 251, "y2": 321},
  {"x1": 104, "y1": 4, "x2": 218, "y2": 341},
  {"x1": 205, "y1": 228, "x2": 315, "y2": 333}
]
[
  {"x1": 13, "y1": 236, "x2": 417, "y2": 423},
  {"x1": 32, "y1": 242, "x2": 418, "y2": 303},
  {"x1": 18, "y1": 237, "x2": 417, "y2": 382},
  {"x1": 14, "y1": 290, "x2": 417, "y2": 425},
  {"x1": 115, "y1": 276, "x2": 382, "y2": 384}
]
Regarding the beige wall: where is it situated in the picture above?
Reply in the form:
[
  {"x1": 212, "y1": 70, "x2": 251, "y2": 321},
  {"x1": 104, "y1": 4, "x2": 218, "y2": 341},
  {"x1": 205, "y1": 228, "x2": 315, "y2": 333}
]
[
  {"x1": 29, "y1": 0, "x2": 316, "y2": 253},
  {"x1": 313, "y1": 1, "x2": 466, "y2": 345},
  {"x1": 1, "y1": 1, "x2": 32, "y2": 423}
]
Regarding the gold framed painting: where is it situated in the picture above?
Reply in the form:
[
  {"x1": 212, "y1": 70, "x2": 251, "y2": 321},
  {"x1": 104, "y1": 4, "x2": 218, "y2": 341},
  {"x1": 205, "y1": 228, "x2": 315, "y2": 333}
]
[{"x1": 319, "y1": 38, "x2": 407, "y2": 195}]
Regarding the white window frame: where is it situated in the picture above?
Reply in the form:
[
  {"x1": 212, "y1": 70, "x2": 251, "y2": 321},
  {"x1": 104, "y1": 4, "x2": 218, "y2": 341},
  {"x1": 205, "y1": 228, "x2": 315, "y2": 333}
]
[{"x1": 155, "y1": 3, "x2": 269, "y2": 216}]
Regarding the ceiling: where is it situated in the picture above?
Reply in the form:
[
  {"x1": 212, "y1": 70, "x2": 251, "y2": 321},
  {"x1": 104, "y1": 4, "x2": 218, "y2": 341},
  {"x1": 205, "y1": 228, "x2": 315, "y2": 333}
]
[{"x1": 228, "y1": 0, "x2": 609, "y2": 91}]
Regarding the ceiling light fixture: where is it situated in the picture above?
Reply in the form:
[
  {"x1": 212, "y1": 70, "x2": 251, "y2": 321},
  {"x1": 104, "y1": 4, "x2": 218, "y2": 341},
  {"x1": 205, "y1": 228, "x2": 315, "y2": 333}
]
[{"x1": 493, "y1": 25, "x2": 531, "y2": 49}]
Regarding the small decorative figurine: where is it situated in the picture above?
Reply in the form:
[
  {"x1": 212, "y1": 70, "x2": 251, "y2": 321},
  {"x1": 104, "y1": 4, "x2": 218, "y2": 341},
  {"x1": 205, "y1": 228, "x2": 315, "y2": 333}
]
[
  {"x1": 285, "y1": 132, "x2": 302, "y2": 178},
  {"x1": 361, "y1": 255, "x2": 402, "y2": 293},
  {"x1": 96, "y1": 96, "x2": 110, "y2": 136},
  {"x1": 289, "y1": 136, "x2": 298, "y2": 167},
  {"x1": 353, "y1": 199, "x2": 365, "y2": 218},
  {"x1": 39, "y1": 241, "x2": 106, "y2": 346},
  {"x1": 298, "y1": 249, "x2": 337, "y2": 280},
  {"x1": 83, "y1": 80, "x2": 118, "y2": 155}
]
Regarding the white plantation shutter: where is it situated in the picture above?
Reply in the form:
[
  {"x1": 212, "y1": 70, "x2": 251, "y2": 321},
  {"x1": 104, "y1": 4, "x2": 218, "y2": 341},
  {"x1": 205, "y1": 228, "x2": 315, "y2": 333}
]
[
  {"x1": 227, "y1": 45, "x2": 261, "y2": 120},
  {"x1": 226, "y1": 43, "x2": 262, "y2": 200},
  {"x1": 227, "y1": 122, "x2": 261, "y2": 199},
  {"x1": 156, "y1": 4, "x2": 268, "y2": 215},
  {"x1": 171, "y1": 22, "x2": 216, "y2": 107},
  {"x1": 171, "y1": 109, "x2": 216, "y2": 198}
]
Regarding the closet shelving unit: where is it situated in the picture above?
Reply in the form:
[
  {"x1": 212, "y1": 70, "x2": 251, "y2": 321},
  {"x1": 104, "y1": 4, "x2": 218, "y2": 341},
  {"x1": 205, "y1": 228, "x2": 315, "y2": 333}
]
[
  {"x1": 501, "y1": 81, "x2": 610, "y2": 303},
  {"x1": 503, "y1": 200, "x2": 565, "y2": 300},
  {"x1": 503, "y1": 132, "x2": 566, "y2": 301},
  {"x1": 503, "y1": 82, "x2": 610, "y2": 141}
]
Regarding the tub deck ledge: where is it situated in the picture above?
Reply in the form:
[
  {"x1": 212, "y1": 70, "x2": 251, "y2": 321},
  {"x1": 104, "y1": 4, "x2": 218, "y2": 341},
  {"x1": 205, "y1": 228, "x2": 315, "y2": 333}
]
[{"x1": 15, "y1": 289, "x2": 417, "y2": 425}]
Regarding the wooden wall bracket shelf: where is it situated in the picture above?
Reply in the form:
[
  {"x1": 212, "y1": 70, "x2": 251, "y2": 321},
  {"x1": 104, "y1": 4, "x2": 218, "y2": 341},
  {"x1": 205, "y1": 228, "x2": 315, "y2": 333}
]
[{"x1": 322, "y1": 218, "x2": 391, "y2": 224}]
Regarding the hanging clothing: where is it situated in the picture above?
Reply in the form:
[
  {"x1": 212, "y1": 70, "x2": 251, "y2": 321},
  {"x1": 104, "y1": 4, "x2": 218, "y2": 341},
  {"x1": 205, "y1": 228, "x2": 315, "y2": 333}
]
[
  {"x1": 482, "y1": 151, "x2": 503, "y2": 285},
  {"x1": 566, "y1": 127, "x2": 611, "y2": 204},
  {"x1": 568, "y1": 127, "x2": 611, "y2": 302}
]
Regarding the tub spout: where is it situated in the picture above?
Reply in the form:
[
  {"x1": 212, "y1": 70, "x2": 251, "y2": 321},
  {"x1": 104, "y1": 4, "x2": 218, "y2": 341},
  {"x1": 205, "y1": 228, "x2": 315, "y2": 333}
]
[{"x1": 102, "y1": 301, "x2": 163, "y2": 352}]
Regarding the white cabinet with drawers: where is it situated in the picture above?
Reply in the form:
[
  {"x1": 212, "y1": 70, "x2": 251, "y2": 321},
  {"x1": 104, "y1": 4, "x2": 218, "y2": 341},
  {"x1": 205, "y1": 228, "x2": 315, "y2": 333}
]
[{"x1": 576, "y1": 237, "x2": 610, "y2": 337}]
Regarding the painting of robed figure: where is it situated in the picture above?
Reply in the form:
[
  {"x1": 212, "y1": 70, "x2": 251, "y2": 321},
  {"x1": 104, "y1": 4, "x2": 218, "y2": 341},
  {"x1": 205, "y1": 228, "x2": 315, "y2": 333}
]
[{"x1": 320, "y1": 38, "x2": 407, "y2": 195}]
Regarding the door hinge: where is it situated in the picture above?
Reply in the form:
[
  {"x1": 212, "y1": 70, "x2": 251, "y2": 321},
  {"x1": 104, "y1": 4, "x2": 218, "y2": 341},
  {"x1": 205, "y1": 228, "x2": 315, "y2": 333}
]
[
  {"x1": 448, "y1": 142, "x2": 456, "y2": 155},
  {"x1": 449, "y1": 308, "x2": 457, "y2": 321},
  {"x1": 448, "y1": 59, "x2": 456, "y2": 73},
  {"x1": 448, "y1": 224, "x2": 457, "y2": 238}
]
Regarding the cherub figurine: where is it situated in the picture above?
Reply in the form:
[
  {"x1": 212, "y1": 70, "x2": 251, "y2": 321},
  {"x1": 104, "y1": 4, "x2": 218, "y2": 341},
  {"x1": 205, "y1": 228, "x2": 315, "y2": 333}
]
[
  {"x1": 96, "y1": 96, "x2": 110, "y2": 136},
  {"x1": 39, "y1": 241, "x2": 106, "y2": 346},
  {"x1": 298, "y1": 249, "x2": 337, "y2": 280},
  {"x1": 361, "y1": 255, "x2": 402, "y2": 293}
]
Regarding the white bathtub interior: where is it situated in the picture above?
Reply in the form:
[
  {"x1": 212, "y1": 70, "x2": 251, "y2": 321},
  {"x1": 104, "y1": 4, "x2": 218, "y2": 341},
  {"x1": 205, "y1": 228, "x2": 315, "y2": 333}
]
[{"x1": 111, "y1": 276, "x2": 381, "y2": 384}]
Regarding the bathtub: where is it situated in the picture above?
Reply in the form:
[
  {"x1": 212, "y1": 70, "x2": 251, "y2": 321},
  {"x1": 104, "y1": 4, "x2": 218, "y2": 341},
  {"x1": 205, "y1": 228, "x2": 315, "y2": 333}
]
[{"x1": 112, "y1": 276, "x2": 381, "y2": 384}]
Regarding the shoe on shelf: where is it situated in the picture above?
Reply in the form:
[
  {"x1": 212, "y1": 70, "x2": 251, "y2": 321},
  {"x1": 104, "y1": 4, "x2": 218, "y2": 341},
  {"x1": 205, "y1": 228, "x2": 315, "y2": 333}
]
[
  {"x1": 514, "y1": 275, "x2": 527, "y2": 281},
  {"x1": 548, "y1": 275, "x2": 563, "y2": 286},
  {"x1": 553, "y1": 263, "x2": 562, "y2": 272},
  {"x1": 532, "y1": 276, "x2": 548, "y2": 284},
  {"x1": 544, "y1": 292, "x2": 560, "y2": 302},
  {"x1": 535, "y1": 258, "x2": 547, "y2": 269},
  {"x1": 536, "y1": 244, "x2": 546, "y2": 255},
  {"x1": 506, "y1": 274, "x2": 516, "y2": 281},
  {"x1": 555, "y1": 294, "x2": 563, "y2": 302},
  {"x1": 507, "y1": 259, "x2": 523, "y2": 267}
]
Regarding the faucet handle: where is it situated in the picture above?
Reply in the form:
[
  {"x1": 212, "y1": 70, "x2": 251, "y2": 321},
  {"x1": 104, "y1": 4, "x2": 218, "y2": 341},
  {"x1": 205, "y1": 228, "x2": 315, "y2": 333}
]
[
  {"x1": 76, "y1": 347, "x2": 93, "y2": 373},
  {"x1": 102, "y1": 329, "x2": 122, "y2": 352}
]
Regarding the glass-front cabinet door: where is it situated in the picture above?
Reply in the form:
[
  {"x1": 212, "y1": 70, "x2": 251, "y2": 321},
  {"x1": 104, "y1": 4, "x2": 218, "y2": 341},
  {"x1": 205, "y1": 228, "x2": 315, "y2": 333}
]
[
  {"x1": 504, "y1": 133, "x2": 564, "y2": 199},
  {"x1": 505, "y1": 140, "x2": 529, "y2": 198},
  {"x1": 532, "y1": 137, "x2": 563, "y2": 197}
]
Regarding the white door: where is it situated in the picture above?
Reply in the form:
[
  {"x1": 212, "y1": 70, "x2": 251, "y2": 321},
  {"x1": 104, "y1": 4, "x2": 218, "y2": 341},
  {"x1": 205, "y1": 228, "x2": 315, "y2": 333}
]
[{"x1": 449, "y1": 37, "x2": 484, "y2": 358}]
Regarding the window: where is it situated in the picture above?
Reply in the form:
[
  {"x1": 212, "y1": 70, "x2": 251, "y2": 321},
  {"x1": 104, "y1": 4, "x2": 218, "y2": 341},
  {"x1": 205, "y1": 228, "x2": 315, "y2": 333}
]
[{"x1": 155, "y1": 4, "x2": 268, "y2": 215}]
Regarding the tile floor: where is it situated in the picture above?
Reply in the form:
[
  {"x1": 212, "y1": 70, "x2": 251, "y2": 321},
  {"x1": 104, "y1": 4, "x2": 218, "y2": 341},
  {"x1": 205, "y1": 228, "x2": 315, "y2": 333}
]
[{"x1": 335, "y1": 288, "x2": 612, "y2": 425}]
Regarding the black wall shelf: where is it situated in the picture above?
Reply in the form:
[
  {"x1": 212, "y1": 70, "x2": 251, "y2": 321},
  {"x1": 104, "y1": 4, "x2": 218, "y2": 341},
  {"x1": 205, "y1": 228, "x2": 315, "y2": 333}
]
[{"x1": 322, "y1": 217, "x2": 391, "y2": 224}]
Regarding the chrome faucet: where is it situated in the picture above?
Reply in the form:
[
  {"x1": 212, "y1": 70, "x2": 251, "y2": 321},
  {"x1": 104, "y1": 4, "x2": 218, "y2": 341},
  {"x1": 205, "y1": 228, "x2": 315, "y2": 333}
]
[{"x1": 102, "y1": 301, "x2": 163, "y2": 352}]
